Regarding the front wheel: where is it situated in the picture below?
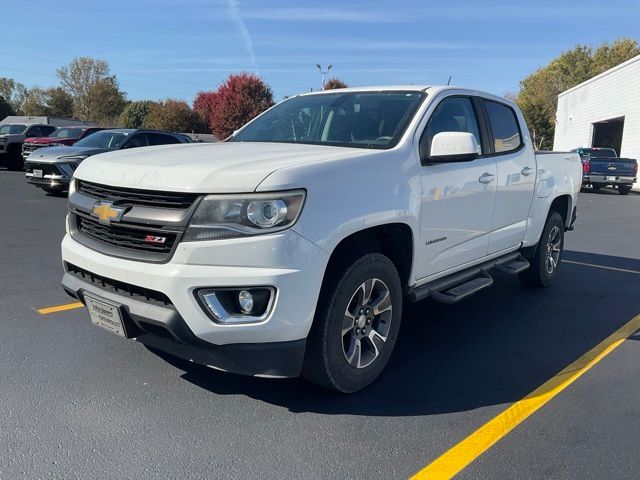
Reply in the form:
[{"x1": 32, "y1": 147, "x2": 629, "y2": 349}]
[
  {"x1": 303, "y1": 253, "x2": 402, "y2": 392},
  {"x1": 520, "y1": 212, "x2": 564, "y2": 287}
]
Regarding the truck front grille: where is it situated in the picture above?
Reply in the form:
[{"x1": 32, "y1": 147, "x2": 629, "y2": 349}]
[
  {"x1": 25, "y1": 162, "x2": 62, "y2": 176},
  {"x1": 77, "y1": 215, "x2": 178, "y2": 254},
  {"x1": 78, "y1": 180, "x2": 198, "y2": 209},
  {"x1": 22, "y1": 143, "x2": 47, "y2": 156}
]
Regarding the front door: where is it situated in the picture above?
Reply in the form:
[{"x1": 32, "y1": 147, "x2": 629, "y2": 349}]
[{"x1": 415, "y1": 96, "x2": 497, "y2": 279}]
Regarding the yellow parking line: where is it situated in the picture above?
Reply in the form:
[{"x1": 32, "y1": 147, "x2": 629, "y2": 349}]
[
  {"x1": 37, "y1": 302, "x2": 84, "y2": 315},
  {"x1": 562, "y1": 259, "x2": 640, "y2": 275},
  {"x1": 411, "y1": 313, "x2": 640, "y2": 480}
]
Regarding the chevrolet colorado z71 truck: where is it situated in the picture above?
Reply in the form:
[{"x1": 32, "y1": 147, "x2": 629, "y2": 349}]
[
  {"x1": 571, "y1": 147, "x2": 637, "y2": 195},
  {"x1": 60, "y1": 86, "x2": 581, "y2": 392}
]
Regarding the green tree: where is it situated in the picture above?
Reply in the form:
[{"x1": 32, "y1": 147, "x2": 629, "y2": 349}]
[
  {"x1": 47, "y1": 87, "x2": 74, "y2": 118},
  {"x1": 514, "y1": 39, "x2": 639, "y2": 149},
  {"x1": 144, "y1": 99, "x2": 202, "y2": 132},
  {"x1": 57, "y1": 57, "x2": 126, "y2": 121},
  {"x1": 85, "y1": 79, "x2": 128, "y2": 127},
  {"x1": 119, "y1": 100, "x2": 154, "y2": 128},
  {"x1": 0, "y1": 95, "x2": 15, "y2": 119},
  {"x1": 0, "y1": 77, "x2": 27, "y2": 114}
]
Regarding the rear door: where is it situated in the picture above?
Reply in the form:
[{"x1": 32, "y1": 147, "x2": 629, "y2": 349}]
[
  {"x1": 416, "y1": 95, "x2": 497, "y2": 278},
  {"x1": 481, "y1": 99, "x2": 536, "y2": 254}
]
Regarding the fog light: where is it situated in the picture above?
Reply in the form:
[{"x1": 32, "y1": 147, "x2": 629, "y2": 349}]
[
  {"x1": 238, "y1": 290, "x2": 254, "y2": 314},
  {"x1": 196, "y1": 287, "x2": 275, "y2": 325}
]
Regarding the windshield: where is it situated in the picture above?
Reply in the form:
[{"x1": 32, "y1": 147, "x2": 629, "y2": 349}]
[
  {"x1": 231, "y1": 91, "x2": 426, "y2": 149},
  {"x1": 578, "y1": 148, "x2": 617, "y2": 159},
  {"x1": 74, "y1": 131, "x2": 128, "y2": 149},
  {"x1": 50, "y1": 128, "x2": 84, "y2": 139},
  {"x1": 0, "y1": 124, "x2": 27, "y2": 135}
]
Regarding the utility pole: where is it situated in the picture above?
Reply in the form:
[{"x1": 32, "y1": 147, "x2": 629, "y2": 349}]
[{"x1": 316, "y1": 64, "x2": 332, "y2": 89}]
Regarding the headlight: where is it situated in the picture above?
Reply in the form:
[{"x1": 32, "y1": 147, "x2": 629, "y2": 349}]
[
  {"x1": 49, "y1": 142, "x2": 65, "y2": 147},
  {"x1": 183, "y1": 190, "x2": 306, "y2": 241},
  {"x1": 61, "y1": 155, "x2": 89, "y2": 162}
]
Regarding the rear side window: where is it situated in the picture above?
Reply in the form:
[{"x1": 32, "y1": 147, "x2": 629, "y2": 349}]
[
  {"x1": 484, "y1": 100, "x2": 522, "y2": 153},
  {"x1": 148, "y1": 133, "x2": 181, "y2": 146}
]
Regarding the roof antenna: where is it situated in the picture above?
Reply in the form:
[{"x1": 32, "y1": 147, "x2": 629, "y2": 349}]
[{"x1": 447, "y1": 76, "x2": 452, "y2": 86}]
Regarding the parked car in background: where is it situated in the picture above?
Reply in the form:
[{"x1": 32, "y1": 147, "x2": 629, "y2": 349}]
[
  {"x1": 59, "y1": 86, "x2": 581, "y2": 392},
  {"x1": 572, "y1": 147, "x2": 637, "y2": 195},
  {"x1": 25, "y1": 129, "x2": 193, "y2": 193},
  {"x1": 0, "y1": 116, "x2": 92, "y2": 171},
  {"x1": 22, "y1": 127, "x2": 104, "y2": 160}
]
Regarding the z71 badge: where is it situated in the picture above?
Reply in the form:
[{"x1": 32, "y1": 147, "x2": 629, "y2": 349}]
[{"x1": 144, "y1": 235, "x2": 167, "y2": 244}]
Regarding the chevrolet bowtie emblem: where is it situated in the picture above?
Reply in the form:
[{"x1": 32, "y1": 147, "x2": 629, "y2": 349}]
[
  {"x1": 91, "y1": 201, "x2": 125, "y2": 225},
  {"x1": 608, "y1": 165, "x2": 617, "y2": 171}
]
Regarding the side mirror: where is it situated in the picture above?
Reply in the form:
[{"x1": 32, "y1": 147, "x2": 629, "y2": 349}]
[{"x1": 425, "y1": 132, "x2": 479, "y2": 163}]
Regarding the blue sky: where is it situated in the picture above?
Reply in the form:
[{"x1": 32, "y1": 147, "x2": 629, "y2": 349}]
[{"x1": 2, "y1": 0, "x2": 639, "y2": 102}]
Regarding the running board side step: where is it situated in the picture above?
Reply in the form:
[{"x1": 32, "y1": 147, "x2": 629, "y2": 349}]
[
  {"x1": 407, "y1": 252, "x2": 530, "y2": 304},
  {"x1": 430, "y1": 273, "x2": 493, "y2": 304}
]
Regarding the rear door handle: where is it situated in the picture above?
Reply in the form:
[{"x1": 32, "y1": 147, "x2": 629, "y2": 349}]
[
  {"x1": 521, "y1": 166, "x2": 534, "y2": 176},
  {"x1": 478, "y1": 172, "x2": 495, "y2": 184}
]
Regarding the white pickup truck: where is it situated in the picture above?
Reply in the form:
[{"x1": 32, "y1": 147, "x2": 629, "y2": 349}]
[{"x1": 61, "y1": 86, "x2": 581, "y2": 392}]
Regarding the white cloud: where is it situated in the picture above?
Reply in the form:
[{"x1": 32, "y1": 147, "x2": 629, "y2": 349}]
[
  {"x1": 240, "y1": 7, "x2": 409, "y2": 23},
  {"x1": 227, "y1": 0, "x2": 258, "y2": 72}
]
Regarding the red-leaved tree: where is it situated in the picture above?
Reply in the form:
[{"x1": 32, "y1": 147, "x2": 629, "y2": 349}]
[
  {"x1": 323, "y1": 78, "x2": 348, "y2": 90},
  {"x1": 195, "y1": 73, "x2": 274, "y2": 140}
]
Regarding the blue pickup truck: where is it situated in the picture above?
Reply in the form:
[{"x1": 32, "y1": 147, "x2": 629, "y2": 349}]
[{"x1": 572, "y1": 147, "x2": 637, "y2": 195}]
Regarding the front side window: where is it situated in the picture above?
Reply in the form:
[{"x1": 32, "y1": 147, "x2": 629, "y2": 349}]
[
  {"x1": 232, "y1": 91, "x2": 426, "y2": 150},
  {"x1": 51, "y1": 128, "x2": 85, "y2": 138},
  {"x1": 148, "y1": 133, "x2": 181, "y2": 145},
  {"x1": 484, "y1": 100, "x2": 522, "y2": 153},
  {"x1": 74, "y1": 131, "x2": 129, "y2": 149},
  {"x1": 0, "y1": 124, "x2": 27, "y2": 135},
  {"x1": 420, "y1": 96, "x2": 482, "y2": 158}
]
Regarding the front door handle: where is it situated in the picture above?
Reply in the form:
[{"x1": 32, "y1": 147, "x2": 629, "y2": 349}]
[
  {"x1": 521, "y1": 166, "x2": 534, "y2": 176},
  {"x1": 478, "y1": 172, "x2": 495, "y2": 184}
]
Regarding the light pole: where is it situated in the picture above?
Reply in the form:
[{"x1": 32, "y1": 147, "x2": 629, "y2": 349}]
[{"x1": 316, "y1": 64, "x2": 332, "y2": 89}]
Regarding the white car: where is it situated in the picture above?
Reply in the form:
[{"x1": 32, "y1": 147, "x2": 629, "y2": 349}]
[{"x1": 60, "y1": 86, "x2": 581, "y2": 392}]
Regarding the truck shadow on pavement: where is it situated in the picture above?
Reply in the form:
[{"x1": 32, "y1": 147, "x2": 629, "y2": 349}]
[{"x1": 150, "y1": 250, "x2": 640, "y2": 416}]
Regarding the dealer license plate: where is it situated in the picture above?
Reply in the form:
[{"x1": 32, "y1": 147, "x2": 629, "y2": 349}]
[
  {"x1": 85, "y1": 295, "x2": 127, "y2": 337},
  {"x1": 33, "y1": 169, "x2": 43, "y2": 178},
  {"x1": 606, "y1": 176, "x2": 617, "y2": 181}
]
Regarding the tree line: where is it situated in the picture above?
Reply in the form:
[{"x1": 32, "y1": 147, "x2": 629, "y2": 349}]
[
  {"x1": 0, "y1": 58, "x2": 349, "y2": 139},
  {"x1": 511, "y1": 38, "x2": 638, "y2": 150}
]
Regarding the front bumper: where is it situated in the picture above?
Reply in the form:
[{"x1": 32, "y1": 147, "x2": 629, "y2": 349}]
[
  {"x1": 60, "y1": 230, "x2": 329, "y2": 374},
  {"x1": 25, "y1": 162, "x2": 73, "y2": 189},
  {"x1": 583, "y1": 174, "x2": 636, "y2": 185}
]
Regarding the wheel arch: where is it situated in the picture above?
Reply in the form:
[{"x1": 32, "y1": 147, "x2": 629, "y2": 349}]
[{"x1": 321, "y1": 223, "x2": 415, "y2": 294}]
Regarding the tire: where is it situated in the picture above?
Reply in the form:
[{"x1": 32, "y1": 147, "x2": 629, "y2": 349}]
[
  {"x1": 591, "y1": 183, "x2": 604, "y2": 190},
  {"x1": 520, "y1": 212, "x2": 564, "y2": 287},
  {"x1": 302, "y1": 253, "x2": 402, "y2": 393},
  {"x1": 5, "y1": 146, "x2": 24, "y2": 171},
  {"x1": 618, "y1": 185, "x2": 631, "y2": 195}
]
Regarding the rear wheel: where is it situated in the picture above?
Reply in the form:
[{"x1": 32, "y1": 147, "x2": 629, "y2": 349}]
[
  {"x1": 303, "y1": 253, "x2": 402, "y2": 393},
  {"x1": 520, "y1": 212, "x2": 564, "y2": 287},
  {"x1": 5, "y1": 146, "x2": 24, "y2": 171},
  {"x1": 591, "y1": 183, "x2": 604, "y2": 190},
  {"x1": 618, "y1": 185, "x2": 632, "y2": 195}
]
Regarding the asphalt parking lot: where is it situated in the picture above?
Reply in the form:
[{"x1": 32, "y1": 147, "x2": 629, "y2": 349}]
[{"x1": 1, "y1": 170, "x2": 639, "y2": 479}]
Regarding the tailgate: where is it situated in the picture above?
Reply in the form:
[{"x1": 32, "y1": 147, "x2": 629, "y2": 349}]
[{"x1": 589, "y1": 158, "x2": 636, "y2": 176}]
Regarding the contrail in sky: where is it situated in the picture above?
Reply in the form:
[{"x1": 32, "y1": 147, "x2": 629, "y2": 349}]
[{"x1": 227, "y1": 0, "x2": 259, "y2": 73}]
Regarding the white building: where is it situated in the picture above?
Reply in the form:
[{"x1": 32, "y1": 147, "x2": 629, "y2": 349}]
[{"x1": 553, "y1": 54, "x2": 640, "y2": 187}]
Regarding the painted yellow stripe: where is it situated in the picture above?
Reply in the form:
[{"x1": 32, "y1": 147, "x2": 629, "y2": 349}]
[
  {"x1": 37, "y1": 302, "x2": 84, "y2": 315},
  {"x1": 411, "y1": 313, "x2": 640, "y2": 480},
  {"x1": 562, "y1": 259, "x2": 640, "y2": 275}
]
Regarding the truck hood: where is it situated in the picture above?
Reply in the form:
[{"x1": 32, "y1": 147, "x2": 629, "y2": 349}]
[
  {"x1": 73, "y1": 142, "x2": 372, "y2": 193},
  {"x1": 27, "y1": 146, "x2": 111, "y2": 164}
]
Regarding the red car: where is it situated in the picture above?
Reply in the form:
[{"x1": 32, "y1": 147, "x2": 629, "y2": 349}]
[{"x1": 22, "y1": 126, "x2": 104, "y2": 160}]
